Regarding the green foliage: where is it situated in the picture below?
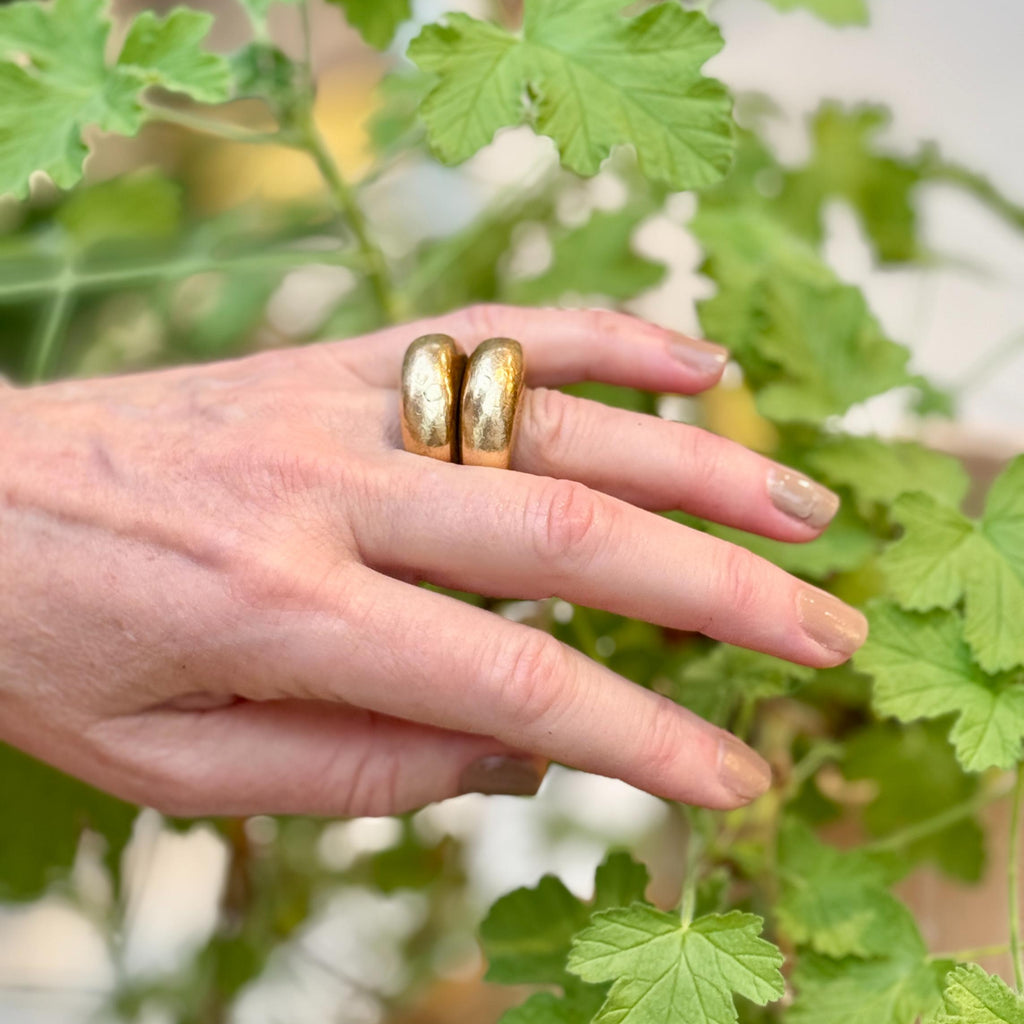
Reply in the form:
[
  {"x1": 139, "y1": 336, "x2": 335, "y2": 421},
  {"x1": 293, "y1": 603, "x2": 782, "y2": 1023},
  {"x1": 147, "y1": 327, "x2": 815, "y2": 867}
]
[
  {"x1": 760, "y1": 0, "x2": 869, "y2": 26},
  {"x1": 0, "y1": 0, "x2": 229, "y2": 198},
  {"x1": 568, "y1": 907, "x2": 785, "y2": 1024},
  {"x1": 805, "y1": 437, "x2": 970, "y2": 515},
  {"x1": 481, "y1": 851, "x2": 650, "y2": 987},
  {"x1": 856, "y1": 603, "x2": 1024, "y2": 771},
  {"x1": 937, "y1": 964, "x2": 1024, "y2": 1024},
  {"x1": 775, "y1": 819, "x2": 912, "y2": 957},
  {"x1": 0, "y1": 742, "x2": 137, "y2": 898},
  {"x1": 328, "y1": 0, "x2": 411, "y2": 49},
  {"x1": 842, "y1": 722, "x2": 984, "y2": 881},
  {"x1": 879, "y1": 457, "x2": 1024, "y2": 672},
  {"x1": 509, "y1": 203, "x2": 666, "y2": 305},
  {"x1": 409, "y1": 1, "x2": 735, "y2": 190},
  {"x1": 2, "y1": 1, "x2": 1024, "y2": 1020}
]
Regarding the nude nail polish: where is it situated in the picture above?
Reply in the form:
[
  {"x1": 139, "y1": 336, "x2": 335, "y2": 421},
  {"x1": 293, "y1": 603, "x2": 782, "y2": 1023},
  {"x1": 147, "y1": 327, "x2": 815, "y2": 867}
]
[
  {"x1": 797, "y1": 589, "x2": 869, "y2": 657},
  {"x1": 768, "y1": 468, "x2": 840, "y2": 529},
  {"x1": 718, "y1": 734, "x2": 772, "y2": 801},
  {"x1": 667, "y1": 336, "x2": 729, "y2": 378},
  {"x1": 458, "y1": 755, "x2": 544, "y2": 796}
]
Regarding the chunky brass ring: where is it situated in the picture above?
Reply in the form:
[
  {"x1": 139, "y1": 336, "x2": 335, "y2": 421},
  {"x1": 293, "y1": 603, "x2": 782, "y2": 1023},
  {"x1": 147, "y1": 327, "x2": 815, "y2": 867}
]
[
  {"x1": 400, "y1": 334, "x2": 467, "y2": 463},
  {"x1": 460, "y1": 337, "x2": 525, "y2": 470}
]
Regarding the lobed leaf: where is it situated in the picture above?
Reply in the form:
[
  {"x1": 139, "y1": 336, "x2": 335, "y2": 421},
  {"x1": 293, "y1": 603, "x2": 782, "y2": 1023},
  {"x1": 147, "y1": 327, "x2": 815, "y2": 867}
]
[
  {"x1": 854, "y1": 603, "x2": 1024, "y2": 771},
  {"x1": 409, "y1": 0, "x2": 735, "y2": 191},
  {"x1": 936, "y1": 964, "x2": 1024, "y2": 1024},
  {"x1": 568, "y1": 906, "x2": 785, "y2": 1024},
  {"x1": 0, "y1": 0, "x2": 229, "y2": 198},
  {"x1": 880, "y1": 456, "x2": 1024, "y2": 671}
]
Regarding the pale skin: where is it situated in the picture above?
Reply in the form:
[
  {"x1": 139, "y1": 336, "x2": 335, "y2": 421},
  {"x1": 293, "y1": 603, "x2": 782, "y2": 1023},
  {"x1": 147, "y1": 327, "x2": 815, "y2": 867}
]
[{"x1": 0, "y1": 305, "x2": 867, "y2": 818}]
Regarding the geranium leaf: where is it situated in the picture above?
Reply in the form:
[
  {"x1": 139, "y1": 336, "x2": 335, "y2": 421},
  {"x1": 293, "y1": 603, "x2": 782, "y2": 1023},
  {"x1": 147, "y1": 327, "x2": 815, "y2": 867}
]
[
  {"x1": 568, "y1": 906, "x2": 784, "y2": 1024},
  {"x1": 409, "y1": 1, "x2": 735, "y2": 190},
  {"x1": 854, "y1": 602, "x2": 1024, "y2": 771},
  {"x1": 0, "y1": 0, "x2": 229, "y2": 198}
]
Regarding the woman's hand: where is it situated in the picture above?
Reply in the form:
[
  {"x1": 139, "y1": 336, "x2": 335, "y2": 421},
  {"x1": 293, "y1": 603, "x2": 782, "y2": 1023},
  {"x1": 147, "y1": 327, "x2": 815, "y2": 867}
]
[{"x1": 0, "y1": 305, "x2": 865, "y2": 818}]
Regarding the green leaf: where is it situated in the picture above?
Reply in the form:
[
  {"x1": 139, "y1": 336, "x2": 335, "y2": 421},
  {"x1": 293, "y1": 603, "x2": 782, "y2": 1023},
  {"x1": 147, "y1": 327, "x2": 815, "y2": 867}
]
[
  {"x1": 328, "y1": 0, "x2": 411, "y2": 50},
  {"x1": 568, "y1": 906, "x2": 785, "y2": 1024},
  {"x1": 509, "y1": 204, "x2": 666, "y2": 305},
  {"x1": 117, "y1": 9, "x2": 231, "y2": 103},
  {"x1": 0, "y1": 0, "x2": 230, "y2": 198},
  {"x1": 56, "y1": 172, "x2": 183, "y2": 248},
  {"x1": 752, "y1": 279, "x2": 911, "y2": 424},
  {"x1": 759, "y1": 0, "x2": 869, "y2": 27},
  {"x1": 670, "y1": 645, "x2": 814, "y2": 727},
  {"x1": 368, "y1": 70, "x2": 432, "y2": 156},
  {"x1": 230, "y1": 42, "x2": 304, "y2": 120},
  {"x1": 481, "y1": 851, "x2": 650, "y2": 987},
  {"x1": 710, "y1": 501, "x2": 878, "y2": 581},
  {"x1": 843, "y1": 722, "x2": 984, "y2": 882},
  {"x1": 937, "y1": 964, "x2": 1024, "y2": 1024},
  {"x1": 805, "y1": 437, "x2": 969, "y2": 515},
  {"x1": 779, "y1": 105, "x2": 920, "y2": 262},
  {"x1": 775, "y1": 819, "x2": 913, "y2": 958},
  {"x1": 880, "y1": 456, "x2": 1024, "y2": 671},
  {"x1": 0, "y1": 742, "x2": 138, "y2": 899},
  {"x1": 593, "y1": 850, "x2": 651, "y2": 910},
  {"x1": 500, "y1": 984, "x2": 609, "y2": 1024},
  {"x1": 409, "y1": 2, "x2": 735, "y2": 191},
  {"x1": 854, "y1": 603, "x2": 1024, "y2": 771},
  {"x1": 789, "y1": 949, "x2": 951, "y2": 1024}
]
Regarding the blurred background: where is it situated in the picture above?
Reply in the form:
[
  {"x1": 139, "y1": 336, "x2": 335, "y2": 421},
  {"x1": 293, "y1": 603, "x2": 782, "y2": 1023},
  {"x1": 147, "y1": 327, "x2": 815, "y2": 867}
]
[{"x1": 1, "y1": 0, "x2": 1023, "y2": 1021}]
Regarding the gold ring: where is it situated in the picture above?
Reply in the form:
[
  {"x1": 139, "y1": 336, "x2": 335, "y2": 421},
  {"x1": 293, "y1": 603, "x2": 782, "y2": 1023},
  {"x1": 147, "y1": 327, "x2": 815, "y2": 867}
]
[
  {"x1": 400, "y1": 334, "x2": 467, "y2": 463},
  {"x1": 460, "y1": 337, "x2": 525, "y2": 470}
]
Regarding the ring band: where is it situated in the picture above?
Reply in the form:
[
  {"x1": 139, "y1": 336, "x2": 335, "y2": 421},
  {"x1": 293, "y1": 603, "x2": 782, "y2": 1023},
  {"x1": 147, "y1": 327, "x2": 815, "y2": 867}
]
[
  {"x1": 460, "y1": 338, "x2": 525, "y2": 470},
  {"x1": 400, "y1": 334, "x2": 466, "y2": 463}
]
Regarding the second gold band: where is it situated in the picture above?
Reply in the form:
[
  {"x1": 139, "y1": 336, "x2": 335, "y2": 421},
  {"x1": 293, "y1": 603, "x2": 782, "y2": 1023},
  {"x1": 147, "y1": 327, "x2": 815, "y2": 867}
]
[{"x1": 400, "y1": 334, "x2": 524, "y2": 470}]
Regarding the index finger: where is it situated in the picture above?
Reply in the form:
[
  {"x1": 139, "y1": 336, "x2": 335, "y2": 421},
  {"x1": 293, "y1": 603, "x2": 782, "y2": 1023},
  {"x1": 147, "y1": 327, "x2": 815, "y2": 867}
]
[{"x1": 330, "y1": 305, "x2": 728, "y2": 393}]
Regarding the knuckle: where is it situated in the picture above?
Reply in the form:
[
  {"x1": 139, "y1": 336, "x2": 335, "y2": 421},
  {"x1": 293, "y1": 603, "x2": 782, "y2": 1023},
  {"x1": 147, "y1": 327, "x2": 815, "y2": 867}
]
[
  {"x1": 526, "y1": 478, "x2": 603, "y2": 572},
  {"x1": 464, "y1": 303, "x2": 504, "y2": 338},
  {"x1": 677, "y1": 427, "x2": 729, "y2": 493},
  {"x1": 522, "y1": 388, "x2": 577, "y2": 466},
  {"x1": 499, "y1": 629, "x2": 570, "y2": 730},
  {"x1": 639, "y1": 702, "x2": 685, "y2": 782},
  {"x1": 699, "y1": 544, "x2": 763, "y2": 635}
]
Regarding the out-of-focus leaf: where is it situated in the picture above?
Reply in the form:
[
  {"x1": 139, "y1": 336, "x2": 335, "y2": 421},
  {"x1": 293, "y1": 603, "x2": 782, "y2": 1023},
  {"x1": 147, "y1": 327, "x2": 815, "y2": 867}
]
[
  {"x1": 843, "y1": 721, "x2": 984, "y2": 882},
  {"x1": 509, "y1": 204, "x2": 666, "y2": 305},
  {"x1": 0, "y1": 743, "x2": 137, "y2": 899},
  {"x1": 57, "y1": 173, "x2": 183, "y2": 248},
  {"x1": 759, "y1": 0, "x2": 869, "y2": 26},
  {"x1": 327, "y1": 0, "x2": 411, "y2": 50},
  {"x1": 0, "y1": 0, "x2": 230, "y2": 198}
]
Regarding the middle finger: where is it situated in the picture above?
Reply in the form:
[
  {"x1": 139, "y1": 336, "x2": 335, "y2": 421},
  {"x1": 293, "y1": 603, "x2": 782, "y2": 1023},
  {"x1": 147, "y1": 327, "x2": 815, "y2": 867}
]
[{"x1": 357, "y1": 457, "x2": 867, "y2": 669}]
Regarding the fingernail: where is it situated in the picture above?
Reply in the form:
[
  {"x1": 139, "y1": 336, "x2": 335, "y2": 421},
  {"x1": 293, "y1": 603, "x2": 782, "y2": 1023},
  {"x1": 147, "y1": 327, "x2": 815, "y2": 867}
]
[
  {"x1": 458, "y1": 755, "x2": 545, "y2": 797},
  {"x1": 797, "y1": 589, "x2": 869, "y2": 657},
  {"x1": 667, "y1": 335, "x2": 729, "y2": 378},
  {"x1": 718, "y1": 734, "x2": 772, "y2": 801},
  {"x1": 767, "y1": 467, "x2": 840, "y2": 529}
]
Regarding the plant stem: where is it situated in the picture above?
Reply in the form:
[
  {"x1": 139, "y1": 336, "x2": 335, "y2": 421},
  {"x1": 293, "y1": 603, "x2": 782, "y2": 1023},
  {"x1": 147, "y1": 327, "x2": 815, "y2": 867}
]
[
  {"x1": 299, "y1": 120, "x2": 397, "y2": 322},
  {"x1": 679, "y1": 815, "x2": 703, "y2": 927},
  {"x1": 1010, "y1": 763, "x2": 1024, "y2": 992},
  {"x1": 25, "y1": 284, "x2": 74, "y2": 383},
  {"x1": 294, "y1": 0, "x2": 397, "y2": 324},
  {"x1": 0, "y1": 247, "x2": 361, "y2": 303},
  {"x1": 931, "y1": 943, "x2": 1010, "y2": 964},
  {"x1": 861, "y1": 780, "x2": 1013, "y2": 855},
  {"x1": 145, "y1": 104, "x2": 282, "y2": 146}
]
